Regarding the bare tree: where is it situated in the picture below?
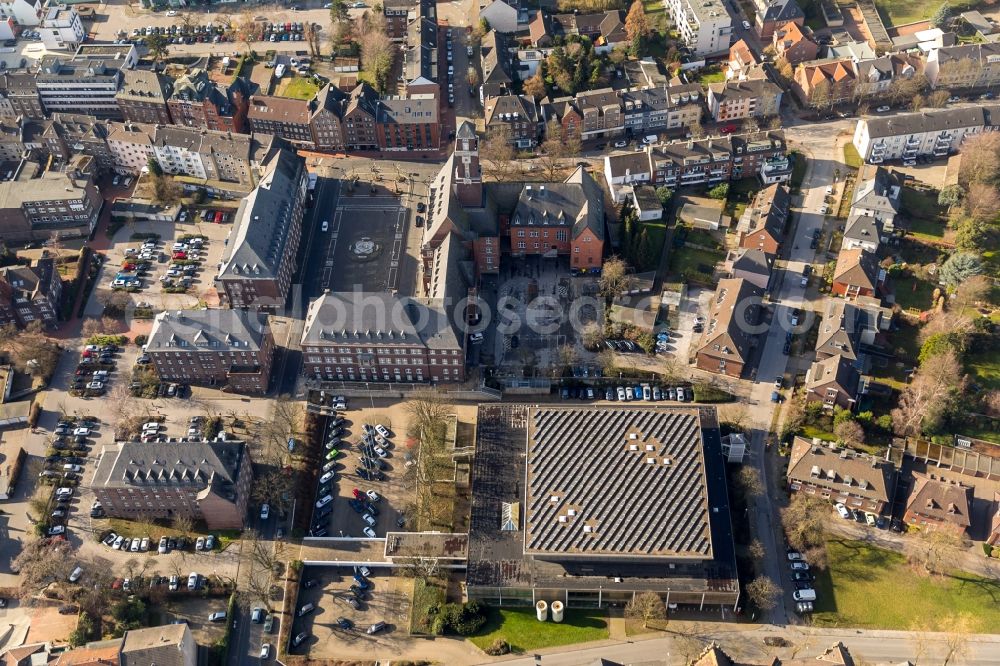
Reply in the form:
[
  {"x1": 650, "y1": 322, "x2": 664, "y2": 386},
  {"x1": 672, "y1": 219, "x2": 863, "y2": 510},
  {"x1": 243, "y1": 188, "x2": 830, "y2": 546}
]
[
  {"x1": 12, "y1": 538, "x2": 74, "y2": 602},
  {"x1": 942, "y1": 614, "x2": 974, "y2": 665},
  {"x1": 480, "y1": 126, "x2": 517, "y2": 181},
  {"x1": 745, "y1": 575, "x2": 781, "y2": 611},
  {"x1": 598, "y1": 256, "x2": 633, "y2": 302},
  {"x1": 958, "y1": 132, "x2": 1000, "y2": 186},
  {"x1": 891, "y1": 350, "x2": 965, "y2": 437},
  {"x1": 963, "y1": 183, "x2": 999, "y2": 222},
  {"x1": 0, "y1": 323, "x2": 60, "y2": 378},
  {"x1": 233, "y1": 10, "x2": 261, "y2": 54},
  {"x1": 171, "y1": 515, "x2": 195, "y2": 538},
  {"x1": 908, "y1": 528, "x2": 961, "y2": 575},
  {"x1": 780, "y1": 494, "x2": 828, "y2": 567},
  {"x1": 953, "y1": 275, "x2": 992, "y2": 310},
  {"x1": 624, "y1": 590, "x2": 665, "y2": 628},
  {"x1": 833, "y1": 419, "x2": 865, "y2": 449},
  {"x1": 748, "y1": 538, "x2": 766, "y2": 562},
  {"x1": 735, "y1": 466, "x2": 762, "y2": 498},
  {"x1": 357, "y1": 13, "x2": 395, "y2": 93}
]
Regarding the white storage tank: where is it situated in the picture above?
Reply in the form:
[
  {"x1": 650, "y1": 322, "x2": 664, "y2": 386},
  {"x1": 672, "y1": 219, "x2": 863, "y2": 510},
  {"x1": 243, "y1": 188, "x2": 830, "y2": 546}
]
[
  {"x1": 551, "y1": 600, "x2": 564, "y2": 622},
  {"x1": 535, "y1": 600, "x2": 548, "y2": 621}
]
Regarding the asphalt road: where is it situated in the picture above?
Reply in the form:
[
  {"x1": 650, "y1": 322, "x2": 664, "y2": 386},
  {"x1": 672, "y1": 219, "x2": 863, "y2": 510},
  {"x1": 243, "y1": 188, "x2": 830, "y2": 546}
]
[{"x1": 229, "y1": 508, "x2": 283, "y2": 665}]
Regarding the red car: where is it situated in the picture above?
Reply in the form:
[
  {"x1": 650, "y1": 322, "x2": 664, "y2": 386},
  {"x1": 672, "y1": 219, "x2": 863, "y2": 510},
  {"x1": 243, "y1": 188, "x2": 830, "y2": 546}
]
[
  {"x1": 81, "y1": 350, "x2": 92, "y2": 358},
  {"x1": 122, "y1": 262, "x2": 136, "y2": 271},
  {"x1": 352, "y1": 488, "x2": 363, "y2": 499},
  {"x1": 172, "y1": 251, "x2": 187, "y2": 260},
  {"x1": 214, "y1": 211, "x2": 223, "y2": 223},
  {"x1": 720, "y1": 124, "x2": 737, "y2": 134}
]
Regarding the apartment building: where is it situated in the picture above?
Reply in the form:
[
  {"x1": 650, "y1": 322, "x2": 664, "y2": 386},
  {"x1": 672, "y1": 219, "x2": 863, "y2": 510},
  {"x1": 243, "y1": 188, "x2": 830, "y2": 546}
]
[
  {"x1": 38, "y1": 7, "x2": 84, "y2": 51},
  {"x1": 549, "y1": 88, "x2": 623, "y2": 140},
  {"x1": 215, "y1": 144, "x2": 306, "y2": 310},
  {"x1": 247, "y1": 94, "x2": 314, "y2": 147},
  {"x1": 119, "y1": 625, "x2": 197, "y2": 666},
  {"x1": 854, "y1": 54, "x2": 922, "y2": 99},
  {"x1": 695, "y1": 277, "x2": 763, "y2": 377},
  {"x1": 106, "y1": 121, "x2": 153, "y2": 174},
  {"x1": 91, "y1": 440, "x2": 253, "y2": 530},
  {"x1": 383, "y1": 0, "x2": 418, "y2": 39},
  {"x1": 792, "y1": 58, "x2": 857, "y2": 107},
  {"x1": 146, "y1": 309, "x2": 274, "y2": 394},
  {"x1": 666, "y1": 0, "x2": 733, "y2": 56},
  {"x1": 772, "y1": 21, "x2": 818, "y2": 65},
  {"x1": 603, "y1": 131, "x2": 791, "y2": 201},
  {"x1": 46, "y1": 113, "x2": 113, "y2": 172},
  {"x1": 786, "y1": 437, "x2": 896, "y2": 515},
  {"x1": 35, "y1": 53, "x2": 128, "y2": 118},
  {"x1": 707, "y1": 79, "x2": 783, "y2": 121},
  {"x1": 753, "y1": 0, "x2": 804, "y2": 39},
  {"x1": 904, "y1": 473, "x2": 974, "y2": 537},
  {"x1": 738, "y1": 183, "x2": 790, "y2": 254},
  {"x1": 0, "y1": 255, "x2": 62, "y2": 329},
  {"x1": 852, "y1": 105, "x2": 999, "y2": 163},
  {"x1": 0, "y1": 158, "x2": 102, "y2": 242},
  {"x1": 343, "y1": 82, "x2": 379, "y2": 150},
  {"x1": 0, "y1": 0, "x2": 41, "y2": 26},
  {"x1": 116, "y1": 69, "x2": 173, "y2": 125},
  {"x1": 547, "y1": 10, "x2": 627, "y2": 48},
  {"x1": 0, "y1": 72, "x2": 43, "y2": 118},
  {"x1": 301, "y1": 290, "x2": 467, "y2": 383},
  {"x1": 376, "y1": 94, "x2": 440, "y2": 150},
  {"x1": 153, "y1": 126, "x2": 253, "y2": 184},
  {"x1": 843, "y1": 165, "x2": 900, "y2": 250},
  {"x1": 508, "y1": 167, "x2": 605, "y2": 271},
  {"x1": 483, "y1": 94, "x2": 539, "y2": 148},
  {"x1": 621, "y1": 83, "x2": 704, "y2": 134},
  {"x1": 168, "y1": 69, "x2": 249, "y2": 133},
  {"x1": 925, "y1": 43, "x2": 1000, "y2": 90}
]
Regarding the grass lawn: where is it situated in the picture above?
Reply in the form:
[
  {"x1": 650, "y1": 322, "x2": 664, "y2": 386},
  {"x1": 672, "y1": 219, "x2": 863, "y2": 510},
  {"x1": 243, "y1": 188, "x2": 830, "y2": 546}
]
[
  {"x1": 966, "y1": 348, "x2": 1000, "y2": 390},
  {"x1": 892, "y1": 270, "x2": 936, "y2": 313},
  {"x1": 812, "y1": 539, "x2": 1000, "y2": 632},
  {"x1": 642, "y1": 221, "x2": 667, "y2": 256},
  {"x1": 874, "y1": 0, "x2": 970, "y2": 27},
  {"x1": 902, "y1": 187, "x2": 947, "y2": 241},
  {"x1": 410, "y1": 577, "x2": 447, "y2": 634},
  {"x1": 694, "y1": 67, "x2": 726, "y2": 84},
  {"x1": 469, "y1": 607, "x2": 609, "y2": 653},
  {"x1": 842, "y1": 143, "x2": 862, "y2": 170},
  {"x1": 790, "y1": 152, "x2": 807, "y2": 192},
  {"x1": 668, "y1": 247, "x2": 723, "y2": 285},
  {"x1": 279, "y1": 76, "x2": 320, "y2": 100}
]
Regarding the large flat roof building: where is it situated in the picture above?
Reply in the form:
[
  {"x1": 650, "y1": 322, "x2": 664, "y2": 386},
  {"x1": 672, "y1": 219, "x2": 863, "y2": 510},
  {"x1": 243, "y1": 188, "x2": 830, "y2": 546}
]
[{"x1": 467, "y1": 404, "x2": 738, "y2": 608}]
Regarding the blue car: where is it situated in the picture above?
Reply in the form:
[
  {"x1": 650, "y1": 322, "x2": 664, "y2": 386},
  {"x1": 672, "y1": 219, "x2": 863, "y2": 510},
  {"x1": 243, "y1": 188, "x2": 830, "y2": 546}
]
[{"x1": 633, "y1": 386, "x2": 643, "y2": 400}]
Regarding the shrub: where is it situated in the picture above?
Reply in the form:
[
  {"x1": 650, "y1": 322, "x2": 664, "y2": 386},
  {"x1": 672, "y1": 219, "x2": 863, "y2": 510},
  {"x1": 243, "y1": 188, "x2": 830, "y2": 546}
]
[
  {"x1": 85, "y1": 334, "x2": 128, "y2": 347},
  {"x1": 437, "y1": 600, "x2": 487, "y2": 636},
  {"x1": 134, "y1": 334, "x2": 148, "y2": 347},
  {"x1": 28, "y1": 402, "x2": 41, "y2": 428},
  {"x1": 692, "y1": 383, "x2": 734, "y2": 403},
  {"x1": 484, "y1": 638, "x2": 510, "y2": 656},
  {"x1": 984, "y1": 543, "x2": 994, "y2": 558}
]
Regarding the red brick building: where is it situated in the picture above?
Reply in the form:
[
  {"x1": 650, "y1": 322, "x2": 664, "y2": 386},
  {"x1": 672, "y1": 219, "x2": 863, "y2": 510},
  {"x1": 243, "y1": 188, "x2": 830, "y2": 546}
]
[
  {"x1": 508, "y1": 167, "x2": 606, "y2": 271},
  {"x1": 0, "y1": 255, "x2": 62, "y2": 330},
  {"x1": 786, "y1": 437, "x2": 896, "y2": 516},
  {"x1": 694, "y1": 278, "x2": 763, "y2": 378},
  {"x1": 904, "y1": 472, "x2": 974, "y2": 537},
  {"x1": 167, "y1": 69, "x2": 249, "y2": 133},
  {"x1": 832, "y1": 248, "x2": 884, "y2": 299},
  {"x1": 375, "y1": 94, "x2": 440, "y2": 151}
]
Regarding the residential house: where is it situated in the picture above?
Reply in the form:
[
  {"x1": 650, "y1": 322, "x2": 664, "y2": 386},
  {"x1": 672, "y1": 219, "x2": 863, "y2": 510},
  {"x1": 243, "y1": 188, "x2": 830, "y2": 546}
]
[
  {"x1": 119, "y1": 625, "x2": 195, "y2": 666},
  {"x1": 843, "y1": 165, "x2": 900, "y2": 250},
  {"x1": 792, "y1": 58, "x2": 857, "y2": 107},
  {"x1": 727, "y1": 39, "x2": 765, "y2": 81},
  {"x1": 603, "y1": 131, "x2": 791, "y2": 201},
  {"x1": 92, "y1": 440, "x2": 252, "y2": 529},
  {"x1": 46, "y1": 113, "x2": 114, "y2": 173},
  {"x1": 476, "y1": 0, "x2": 518, "y2": 33},
  {"x1": 0, "y1": 255, "x2": 62, "y2": 329},
  {"x1": 727, "y1": 247, "x2": 774, "y2": 290},
  {"x1": 480, "y1": 30, "x2": 514, "y2": 100},
  {"x1": 403, "y1": 14, "x2": 437, "y2": 90},
  {"x1": 528, "y1": 11, "x2": 553, "y2": 47},
  {"x1": 904, "y1": 472, "x2": 974, "y2": 537},
  {"x1": 215, "y1": 143, "x2": 306, "y2": 310},
  {"x1": 805, "y1": 354, "x2": 861, "y2": 409},
  {"x1": 832, "y1": 248, "x2": 884, "y2": 299},
  {"x1": 342, "y1": 82, "x2": 380, "y2": 150},
  {"x1": 707, "y1": 79, "x2": 783, "y2": 122},
  {"x1": 738, "y1": 183, "x2": 790, "y2": 254},
  {"x1": 484, "y1": 94, "x2": 539, "y2": 148},
  {"x1": 146, "y1": 309, "x2": 274, "y2": 394},
  {"x1": 852, "y1": 105, "x2": 999, "y2": 163},
  {"x1": 924, "y1": 43, "x2": 1000, "y2": 90},
  {"x1": 39, "y1": 7, "x2": 85, "y2": 50},
  {"x1": 695, "y1": 277, "x2": 763, "y2": 378},
  {"x1": 0, "y1": 644, "x2": 51, "y2": 666},
  {"x1": 814, "y1": 298, "x2": 885, "y2": 365},
  {"x1": 307, "y1": 84, "x2": 348, "y2": 152},
  {"x1": 0, "y1": 117, "x2": 25, "y2": 160},
  {"x1": 383, "y1": 0, "x2": 418, "y2": 40},
  {"x1": 168, "y1": 69, "x2": 250, "y2": 134},
  {"x1": 772, "y1": 21, "x2": 818, "y2": 65},
  {"x1": 0, "y1": 158, "x2": 102, "y2": 243},
  {"x1": 105, "y1": 121, "x2": 155, "y2": 174},
  {"x1": 786, "y1": 437, "x2": 896, "y2": 515},
  {"x1": 631, "y1": 186, "x2": 664, "y2": 221},
  {"x1": 247, "y1": 94, "x2": 315, "y2": 147},
  {"x1": 376, "y1": 94, "x2": 440, "y2": 151},
  {"x1": 666, "y1": 0, "x2": 733, "y2": 56},
  {"x1": 55, "y1": 639, "x2": 122, "y2": 665},
  {"x1": 550, "y1": 11, "x2": 627, "y2": 50},
  {"x1": 301, "y1": 289, "x2": 467, "y2": 383},
  {"x1": 854, "y1": 54, "x2": 922, "y2": 100},
  {"x1": 509, "y1": 166, "x2": 605, "y2": 271},
  {"x1": 116, "y1": 69, "x2": 173, "y2": 125},
  {"x1": 753, "y1": 0, "x2": 804, "y2": 40},
  {"x1": 548, "y1": 88, "x2": 623, "y2": 140}
]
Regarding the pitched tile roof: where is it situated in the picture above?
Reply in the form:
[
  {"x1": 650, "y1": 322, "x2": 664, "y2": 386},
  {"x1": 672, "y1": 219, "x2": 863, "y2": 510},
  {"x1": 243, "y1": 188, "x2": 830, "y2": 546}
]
[
  {"x1": 696, "y1": 277, "x2": 763, "y2": 365},
  {"x1": 907, "y1": 472, "x2": 973, "y2": 528},
  {"x1": 833, "y1": 248, "x2": 881, "y2": 290},
  {"x1": 787, "y1": 436, "x2": 894, "y2": 503}
]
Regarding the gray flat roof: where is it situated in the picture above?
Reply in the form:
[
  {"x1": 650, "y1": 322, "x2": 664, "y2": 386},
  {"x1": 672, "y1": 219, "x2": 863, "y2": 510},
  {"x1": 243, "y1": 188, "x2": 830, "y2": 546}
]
[{"x1": 524, "y1": 406, "x2": 712, "y2": 559}]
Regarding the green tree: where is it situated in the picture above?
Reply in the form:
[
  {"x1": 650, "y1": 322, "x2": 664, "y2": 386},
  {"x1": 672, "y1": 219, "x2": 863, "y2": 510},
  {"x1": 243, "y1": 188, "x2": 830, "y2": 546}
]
[
  {"x1": 954, "y1": 218, "x2": 995, "y2": 252},
  {"x1": 708, "y1": 182, "x2": 729, "y2": 200},
  {"x1": 523, "y1": 70, "x2": 547, "y2": 99},
  {"x1": 655, "y1": 186, "x2": 673, "y2": 206},
  {"x1": 939, "y1": 251, "x2": 985, "y2": 288},
  {"x1": 938, "y1": 184, "x2": 963, "y2": 207},
  {"x1": 930, "y1": 2, "x2": 952, "y2": 29},
  {"x1": 636, "y1": 227, "x2": 654, "y2": 270},
  {"x1": 919, "y1": 332, "x2": 966, "y2": 364},
  {"x1": 145, "y1": 33, "x2": 170, "y2": 62}
]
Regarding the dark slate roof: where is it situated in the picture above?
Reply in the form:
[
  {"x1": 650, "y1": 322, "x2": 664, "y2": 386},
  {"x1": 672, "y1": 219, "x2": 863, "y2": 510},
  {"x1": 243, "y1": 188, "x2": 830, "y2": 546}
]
[
  {"x1": 806, "y1": 354, "x2": 860, "y2": 395},
  {"x1": 863, "y1": 105, "x2": 1000, "y2": 139},
  {"x1": 815, "y1": 299, "x2": 881, "y2": 361},
  {"x1": 484, "y1": 94, "x2": 538, "y2": 126},
  {"x1": 731, "y1": 247, "x2": 773, "y2": 276},
  {"x1": 118, "y1": 68, "x2": 172, "y2": 103},
  {"x1": 119, "y1": 623, "x2": 192, "y2": 666},
  {"x1": 147, "y1": 309, "x2": 268, "y2": 353},
  {"x1": 524, "y1": 406, "x2": 713, "y2": 558},
  {"x1": 511, "y1": 166, "x2": 604, "y2": 241},
  {"x1": 93, "y1": 440, "x2": 248, "y2": 492},
  {"x1": 218, "y1": 144, "x2": 304, "y2": 281},
  {"x1": 787, "y1": 437, "x2": 895, "y2": 503},
  {"x1": 843, "y1": 212, "x2": 883, "y2": 245},
  {"x1": 759, "y1": 0, "x2": 804, "y2": 23}
]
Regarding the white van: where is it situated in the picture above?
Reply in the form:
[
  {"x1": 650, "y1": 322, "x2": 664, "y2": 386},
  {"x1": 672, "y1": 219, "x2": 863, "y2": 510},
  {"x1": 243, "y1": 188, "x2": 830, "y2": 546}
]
[
  {"x1": 643, "y1": 134, "x2": 658, "y2": 145},
  {"x1": 68, "y1": 566, "x2": 83, "y2": 583},
  {"x1": 792, "y1": 589, "x2": 816, "y2": 602}
]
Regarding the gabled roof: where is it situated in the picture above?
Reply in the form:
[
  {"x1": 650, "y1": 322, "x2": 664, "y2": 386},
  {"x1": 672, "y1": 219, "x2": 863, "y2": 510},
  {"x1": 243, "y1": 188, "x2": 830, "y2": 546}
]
[
  {"x1": 862, "y1": 105, "x2": 999, "y2": 139},
  {"x1": 248, "y1": 94, "x2": 310, "y2": 125},
  {"x1": 147, "y1": 309, "x2": 268, "y2": 353},
  {"x1": 742, "y1": 183, "x2": 789, "y2": 241},
  {"x1": 93, "y1": 441, "x2": 248, "y2": 496},
  {"x1": 758, "y1": 0, "x2": 804, "y2": 23},
  {"x1": 0, "y1": 257, "x2": 58, "y2": 305},
  {"x1": 484, "y1": 94, "x2": 538, "y2": 126},
  {"x1": 511, "y1": 166, "x2": 604, "y2": 241},
  {"x1": 843, "y1": 213, "x2": 883, "y2": 246},
  {"x1": 217, "y1": 143, "x2": 303, "y2": 281},
  {"x1": 697, "y1": 278, "x2": 763, "y2": 365},
  {"x1": 833, "y1": 248, "x2": 881, "y2": 290},
  {"x1": 119, "y1": 624, "x2": 192, "y2": 666},
  {"x1": 806, "y1": 354, "x2": 860, "y2": 397},
  {"x1": 730, "y1": 247, "x2": 774, "y2": 276},
  {"x1": 815, "y1": 299, "x2": 878, "y2": 361},
  {"x1": 788, "y1": 437, "x2": 894, "y2": 504},
  {"x1": 907, "y1": 472, "x2": 973, "y2": 528},
  {"x1": 851, "y1": 165, "x2": 900, "y2": 218}
]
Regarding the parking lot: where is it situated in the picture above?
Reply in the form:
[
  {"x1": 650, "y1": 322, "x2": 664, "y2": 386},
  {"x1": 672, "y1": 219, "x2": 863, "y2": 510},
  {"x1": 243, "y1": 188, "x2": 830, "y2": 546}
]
[
  {"x1": 307, "y1": 400, "x2": 411, "y2": 541},
  {"x1": 289, "y1": 565, "x2": 412, "y2": 658},
  {"x1": 85, "y1": 210, "x2": 234, "y2": 319},
  {"x1": 317, "y1": 198, "x2": 409, "y2": 293}
]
